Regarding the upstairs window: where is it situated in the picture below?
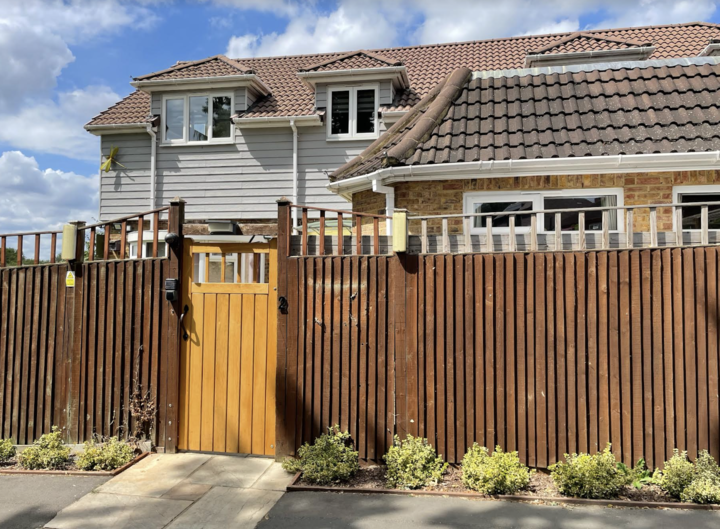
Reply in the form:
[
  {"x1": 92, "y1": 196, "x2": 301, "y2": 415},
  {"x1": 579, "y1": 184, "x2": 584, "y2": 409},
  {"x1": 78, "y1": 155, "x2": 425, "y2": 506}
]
[
  {"x1": 673, "y1": 185, "x2": 720, "y2": 230},
  {"x1": 327, "y1": 85, "x2": 378, "y2": 140},
  {"x1": 162, "y1": 93, "x2": 234, "y2": 144}
]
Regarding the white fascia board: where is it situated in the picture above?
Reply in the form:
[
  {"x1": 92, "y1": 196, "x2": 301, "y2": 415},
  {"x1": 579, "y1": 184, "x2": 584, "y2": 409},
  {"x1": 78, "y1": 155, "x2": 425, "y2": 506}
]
[
  {"x1": 700, "y1": 43, "x2": 720, "y2": 57},
  {"x1": 131, "y1": 74, "x2": 271, "y2": 96},
  {"x1": 233, "y1": 115, "x2": 322, "y2": 128},
  {"x1": 327, "y1": 151, "x2": 720, "y2": 195},
  {"x1": 525, "y1": 47, "x2": 655, "y2": 68},
  {"x1": 381, "y1": 110, "x2": 408, "y2": 124},
  {"x1": 84, "y1": 123, "x2": 149, "y2": 136},
  {"x1": 297, "y1": 66, "x2": 409, "y2": 89}
]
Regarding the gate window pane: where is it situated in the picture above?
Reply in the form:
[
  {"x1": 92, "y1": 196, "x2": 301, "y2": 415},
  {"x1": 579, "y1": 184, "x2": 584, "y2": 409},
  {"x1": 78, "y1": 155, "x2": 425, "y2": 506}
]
[
  {"x1": 238, "y1": 253, "x2": 268, "y2": 284},
  {"x1": 472, "y1": 201, "x2": 534, "y2": 228},
  {"x1": 678, "y1": 192, "x2": 720, "y2": 229},
  {"x1": 543, "y1": 194, "x2": 618, "y2": 231},
  {"x1": 189, "y1": 96, "x2": 209, "y2": 141},
  {"x1": 330, "y1": 90, "x2": 350, "y2": 135}
]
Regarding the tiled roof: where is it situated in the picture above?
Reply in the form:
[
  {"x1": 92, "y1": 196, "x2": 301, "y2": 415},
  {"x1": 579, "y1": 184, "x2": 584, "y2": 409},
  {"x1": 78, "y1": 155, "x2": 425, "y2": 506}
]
[
  {"x1": 332, "y1": 58, "x2": 720, "y2": 180},
  {"x1": 133, "y1": 55, "x2": 254, "y2": 81},
  {"x1": 299, "y1": 50, "x2": 402, "y2": 72},
  {"x1": 531, "y1": 32, "x2": 649, "y2": 55},
  {"x1": 88, "y1": 22, "x2": 720, "y2": 125},
  {"x1": 86, "y1": 90, "x2": 151, "y2": 125}
]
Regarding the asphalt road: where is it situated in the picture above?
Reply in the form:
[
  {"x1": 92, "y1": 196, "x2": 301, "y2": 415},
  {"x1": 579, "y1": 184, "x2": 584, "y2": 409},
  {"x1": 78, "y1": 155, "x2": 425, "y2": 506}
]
[
  {"x1": 258, "y1": 491, "x2": 720, "y2": 529},
  {"x1": 0, "y1": 474, "x2": 110, "y2": 529}
]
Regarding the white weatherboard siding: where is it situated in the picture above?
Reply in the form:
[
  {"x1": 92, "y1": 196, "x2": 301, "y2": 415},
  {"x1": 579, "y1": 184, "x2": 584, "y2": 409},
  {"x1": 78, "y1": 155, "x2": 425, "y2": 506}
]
[{"x1": 99, "y1": 122, "x2": 374, "y2": 221}]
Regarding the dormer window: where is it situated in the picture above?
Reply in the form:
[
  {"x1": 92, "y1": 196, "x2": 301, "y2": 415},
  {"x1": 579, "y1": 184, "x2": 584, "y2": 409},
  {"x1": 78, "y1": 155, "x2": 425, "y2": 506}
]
[
  {"x1": 162, "y1": 92, "x2": 234, "y2": 145},
  {"x1": 327, "y1": 85, "x2": 378, "y2": 140}
]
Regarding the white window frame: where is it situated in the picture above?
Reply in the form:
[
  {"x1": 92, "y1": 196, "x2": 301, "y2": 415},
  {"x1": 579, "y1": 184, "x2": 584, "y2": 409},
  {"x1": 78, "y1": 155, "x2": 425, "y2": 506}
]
[
  {"x1": 463, "y1": 188, "x2": 624, "y2": 234},
  {"x1": 161, "y1": 92, "x2": 235, "y2": 145},
  {"x1": 672, "y1": 184, "x2": 720, "y2": 232},
  {"x1": 326, "y1": 84, "x2": 379, "y2": 141}
]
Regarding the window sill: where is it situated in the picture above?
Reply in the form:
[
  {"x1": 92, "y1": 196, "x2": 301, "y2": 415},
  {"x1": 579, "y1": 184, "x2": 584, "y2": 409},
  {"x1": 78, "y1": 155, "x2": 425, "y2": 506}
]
[
  {"x1": 160, "y1": 139, "x2": 235, "y2": 147},
  {"x1": 326, "y1": 135, "x2": 378, "y2": 142}
]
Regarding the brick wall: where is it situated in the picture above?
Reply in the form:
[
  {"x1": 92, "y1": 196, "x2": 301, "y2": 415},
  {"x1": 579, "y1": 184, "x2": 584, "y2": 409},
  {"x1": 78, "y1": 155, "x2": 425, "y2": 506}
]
[{"x1": 351, "y1": 170, "x2": 720, "y2": 234}]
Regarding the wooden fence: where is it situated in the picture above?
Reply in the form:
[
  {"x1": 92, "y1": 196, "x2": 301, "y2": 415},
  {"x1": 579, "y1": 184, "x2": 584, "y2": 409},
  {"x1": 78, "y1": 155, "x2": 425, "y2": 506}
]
[
  {"x1": 0, "y1": 200, "x2": 185, "y2": 451},
  {"x1": 275, "y1": 202, "x2": 720, "y2": 469}
]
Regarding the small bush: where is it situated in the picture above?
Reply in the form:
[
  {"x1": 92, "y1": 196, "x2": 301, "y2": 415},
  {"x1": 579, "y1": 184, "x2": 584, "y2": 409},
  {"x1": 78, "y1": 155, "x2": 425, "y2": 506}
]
[
  {"x1": 461, "y1": 444, "x2": 532, "y2": 495},
  {"x1": 0, "y1": 438, "x2": 15, "y2": 463},
  {"x1": 76, "y1": 437, "x2": 135, "y2": 471},
  {"x1": 281, "y1": 426, "x2": 359, "y2": 485},
  {"x1": 679, "y1": 450, "x2": 720, "y2": 504},
  {"x1": 549, "y1": 444, "x2": 629, "y2": 499},
  {"x1": 384, "y1": 435, "x2": 448, "y2": 490},
  {"x1": 653, "y1": 449, "x2": 694, "y2": 498},
  {"x1": 18, "y1": 427, "x2": 71, "y2": 470}
]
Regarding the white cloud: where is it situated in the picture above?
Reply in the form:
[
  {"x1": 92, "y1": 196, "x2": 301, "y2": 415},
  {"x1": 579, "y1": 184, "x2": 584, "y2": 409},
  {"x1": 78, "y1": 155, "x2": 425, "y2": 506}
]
[
  {"x1": 0, "y1": 151, "x2": 98, "y2": 235},
  {"x1": 226, "y1": 3, "x2": 399, "y2": 57},
  {"x1": 0, "y1": 86, "x2": 121, "y2": 161}
]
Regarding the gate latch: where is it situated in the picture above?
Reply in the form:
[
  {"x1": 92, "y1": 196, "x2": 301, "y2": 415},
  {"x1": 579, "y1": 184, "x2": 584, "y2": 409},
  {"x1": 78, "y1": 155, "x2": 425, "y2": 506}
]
[{"x1": 278, "y1": 296, "x2": 288, "y2": 314}]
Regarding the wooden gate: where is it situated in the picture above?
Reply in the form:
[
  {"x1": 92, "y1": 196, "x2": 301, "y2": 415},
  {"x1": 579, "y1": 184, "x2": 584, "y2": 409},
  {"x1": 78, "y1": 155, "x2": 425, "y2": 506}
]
[{"x1": 179, "y1": 239, "x2": 277, "y2": 455}]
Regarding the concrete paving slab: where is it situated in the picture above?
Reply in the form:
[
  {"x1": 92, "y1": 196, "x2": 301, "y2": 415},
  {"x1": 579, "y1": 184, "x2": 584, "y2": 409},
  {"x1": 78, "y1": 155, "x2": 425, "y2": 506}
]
[
  {"x1": 97, "y1": 453, "x2": 211, "y2": 498},
  {"x1": 0, "y1": 474, "x2": 109, "y2": 529},
  {"x1": 166, "y1": 486, "x2": 282, "y2": 529},
  {"x1": 45, "y1": 492, "x2": 191, "y2": 529},
  {"x1": 161, "y1": 482, "x2": 212, "y2": 502},
  {"x1": 251, "y1": 462, "x2": 295, "y2": 492},
  {"x1": 186, "y1": 455, "x2": 272, "y2": 488}
]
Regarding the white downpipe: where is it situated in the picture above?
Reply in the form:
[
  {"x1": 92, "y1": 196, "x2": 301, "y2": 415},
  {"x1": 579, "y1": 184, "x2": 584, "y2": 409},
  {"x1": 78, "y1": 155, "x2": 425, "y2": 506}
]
[
  {"x1": 146, "y1": 124, "x2": 157, "y2": 229},
  {"x1": 372, "y1": 179, "x2": 394, "y2": 236},
  {"x1": 290, "y1": 119, "x2": 299, "y2": 231}
]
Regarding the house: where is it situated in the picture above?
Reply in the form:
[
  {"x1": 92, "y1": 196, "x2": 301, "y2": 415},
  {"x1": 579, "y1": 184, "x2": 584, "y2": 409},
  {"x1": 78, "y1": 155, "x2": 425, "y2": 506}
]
[{"x1": 86, "y1": 21, "x2": 720, "y2": 238}]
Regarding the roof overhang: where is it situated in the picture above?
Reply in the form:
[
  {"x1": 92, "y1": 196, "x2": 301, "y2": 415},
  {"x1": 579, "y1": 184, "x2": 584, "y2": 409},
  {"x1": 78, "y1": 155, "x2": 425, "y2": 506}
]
[
  {"x1": 131, "y1": 74, "x2": 271, "y2": 96},
  {"x1": 328, "y1": 151, "x2": 720, "y2": 199},
  {"x1": 232, "y1": 114, "x2": 322, "y2": 128},
  {"x1": 525, "y1": 46, "x2": 656, "y2": 67},
  {"x1": 700, "y1": 42, "x2": 720, "y2": 56},
  {"x1": 84, "y1": 122, "x2": 150, "y2": 136},
  {"x1": 297, "y1": 66, "x2": 409, "y2": 90},
  {"x1": 380, "y1": 109, "x2": 409, "y2": 124}
]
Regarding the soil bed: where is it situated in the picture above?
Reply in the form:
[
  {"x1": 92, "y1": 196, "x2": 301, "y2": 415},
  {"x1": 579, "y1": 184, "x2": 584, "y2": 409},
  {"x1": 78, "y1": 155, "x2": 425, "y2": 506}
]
[
  {"x1": 292, "y1": 465, "x2": 714, "y2": 510},
  {"x1": 0, "y1": 451, "x2": 148, "y2": 476}
]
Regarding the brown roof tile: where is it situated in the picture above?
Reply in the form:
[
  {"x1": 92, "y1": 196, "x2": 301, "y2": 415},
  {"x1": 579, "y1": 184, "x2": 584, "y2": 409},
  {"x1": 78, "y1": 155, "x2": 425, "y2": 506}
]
[
  {"x1": 86, "y1": 90, "x2": 151, "y2": 126},
  {"x1": 332, "y1": 58, "x2": 720, "y2": 180},
  {"x1": 300, "y1": 50, "x2": 402, "y2": 72},
  {"x1": 531, "y1": 32, "x2": 649, "y2": 55},
  {"x1": 88, "y1": 22, "x2": 720, "y2": 126},
  {"x1": 133, "y1": 55, "x2": 254, "y2": 81}
]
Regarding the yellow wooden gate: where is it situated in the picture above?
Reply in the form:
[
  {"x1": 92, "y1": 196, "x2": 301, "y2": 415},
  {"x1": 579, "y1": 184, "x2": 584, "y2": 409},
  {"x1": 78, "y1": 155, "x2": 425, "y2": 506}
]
[{"x1": 178, "y1": 239, "x2": 277, "y2": 455}]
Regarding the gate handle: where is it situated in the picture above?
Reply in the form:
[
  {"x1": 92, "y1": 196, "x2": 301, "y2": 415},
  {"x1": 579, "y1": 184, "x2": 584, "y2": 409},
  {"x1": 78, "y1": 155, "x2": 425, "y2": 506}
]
[{"x1": 179, "y1": 304, "x2": 189, "y2": 341}]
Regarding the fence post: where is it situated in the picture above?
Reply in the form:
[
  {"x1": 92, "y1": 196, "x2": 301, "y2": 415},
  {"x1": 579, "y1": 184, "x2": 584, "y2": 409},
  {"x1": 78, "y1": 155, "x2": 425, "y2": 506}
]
[
  {"x1": 275, "y1": 197, "x2": 292, "y2": 460},
  {"x1": 65, "y1": 220, "x2": 86, "y2": 442},
  {"x1": 165, "y1": 197, "x2": 185, "y2": 453}
]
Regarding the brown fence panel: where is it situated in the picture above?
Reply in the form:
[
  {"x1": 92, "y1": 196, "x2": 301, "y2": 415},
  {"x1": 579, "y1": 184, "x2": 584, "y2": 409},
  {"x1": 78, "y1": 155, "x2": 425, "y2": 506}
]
[{"x1": 276, "y1": 239, "x2": 720, "y2": 468}]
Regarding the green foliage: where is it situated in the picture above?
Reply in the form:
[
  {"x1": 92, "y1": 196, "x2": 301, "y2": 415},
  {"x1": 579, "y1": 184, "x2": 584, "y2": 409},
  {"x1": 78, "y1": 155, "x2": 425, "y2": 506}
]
[
  {"x1": 0, "y1": 438, "x2": 15, "y2": 463},
  {"x1": 653, "y1": 449, "x2": 695, "y2": 498},
  {"x1": 76, "y1": 437, "x2": 134, "y2": 471},
  {"x1": 461, "y1": 444, "x2": 532, "y2": 495},
  {"x1": 617, "y1": 458, "x2": 653, "y2": 490},
  {"x1": 281, "y1": 426, "x2": 359, "y2": 485},
  {"x1": 18, "y1": 427, "x2": 71, "y2": 470},
  {"x1": 549, "y1": 444, "x2": 630, "y2": 499},
  {"x1": 679, "y1": 450, "x2": 720, "y2": 504},
  {"x1": 384, "y1": 435, "x2": 448, "y2": 490}
]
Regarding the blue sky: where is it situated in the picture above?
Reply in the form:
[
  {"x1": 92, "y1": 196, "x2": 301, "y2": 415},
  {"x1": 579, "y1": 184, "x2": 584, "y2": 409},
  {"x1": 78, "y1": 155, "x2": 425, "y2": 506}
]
[{"x1": 1, "y1": 0, "x2": 719, "y2": 233}]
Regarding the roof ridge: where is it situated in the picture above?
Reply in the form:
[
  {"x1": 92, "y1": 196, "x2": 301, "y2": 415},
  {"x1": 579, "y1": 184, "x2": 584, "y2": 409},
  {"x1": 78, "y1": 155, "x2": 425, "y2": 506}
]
[
  {"x1": 134, "y1": 54, "x2": 254, "y2": 81},
  {"x1": 298, "y1": 49, "x2": 402, "y2": 72},
  {"x1": 530, "y1": 31, "x2": 650, "y2": 54},
  {"x1": 232, "y1": 22, "x2": 720, "y2": 63}
]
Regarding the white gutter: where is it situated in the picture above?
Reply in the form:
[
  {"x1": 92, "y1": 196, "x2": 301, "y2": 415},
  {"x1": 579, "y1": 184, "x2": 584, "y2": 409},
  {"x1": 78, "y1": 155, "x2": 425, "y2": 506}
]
[
  {"x1": 290, "y1": 119, "x2": 299, "y2": 231},
  {"x1": 328, "y1": 151, "x2": 720, "y2": 196},
  {"x1": 146, "y1": 124, "x2": 157, "y2": 221},
  {"x1": 372, "y1": 179, "x2": 394, "y2": 236},
  {"x1": 233, "y1": 115, "x2": 322, "y2": 128},
  {"x1": 525, "y1": 47, "x2": 655, "y2": 67},
  {"x1": 84, "y1": 123, "x2": 148, "y2": 136}
]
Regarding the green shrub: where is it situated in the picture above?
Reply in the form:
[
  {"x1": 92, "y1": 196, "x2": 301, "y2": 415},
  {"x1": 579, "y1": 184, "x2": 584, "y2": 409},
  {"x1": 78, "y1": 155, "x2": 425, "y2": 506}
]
[
  {"x1": 18, "y1": 427, "x2": 71, "y2": 470},
  {"x1": 617, "y1": 458, "x2": 653, "y2": 490},
  {"x1": 653, "y1": 449, "x2": 694, "y2": 498},
  {"x1": 461, "y1": 444, "x2": 532, "y2": 495},
  {"x1": 679, "y1": 450, "x2": 720, "y2": 504},
  {"x1": 76, "y1": 437, "x2": 135, "y2": 471},
  {"x1": 384, "y1": 435, "x2": 448, "y2": 490},
  {"x1": 549, "y1": 444, "x2": 629, "y2": 499},
  {"x1": 0, "y1": 438, "x2": 15, "y2": 463},
  {"x1": 281, "y1": 426, "x2": 359, "y2": 485}
]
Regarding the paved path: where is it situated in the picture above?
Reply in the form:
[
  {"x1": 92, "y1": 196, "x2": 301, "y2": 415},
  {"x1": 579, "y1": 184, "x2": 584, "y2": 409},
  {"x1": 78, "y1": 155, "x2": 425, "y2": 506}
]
[
  {"x1": 45, "y1": 453, "x2": 294, "y2": 529},
  {"x1": 258, "y1": 491, "x2": 720, "y2": 529},
  {"x1": 0, "y1": 474, "x2": 110, "y2": 529}
]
